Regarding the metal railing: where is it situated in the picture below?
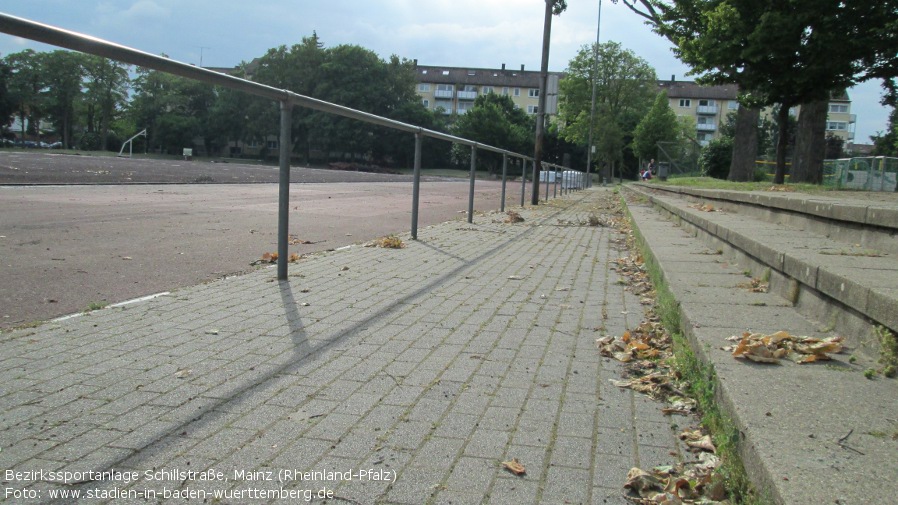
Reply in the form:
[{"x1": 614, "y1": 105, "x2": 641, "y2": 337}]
[{"x1": 0, "y1": 12, "x2": 585, "y2": 280}]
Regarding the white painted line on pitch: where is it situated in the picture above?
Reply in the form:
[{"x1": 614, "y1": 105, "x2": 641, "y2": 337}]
[{"x1": 107, "y1": 291, "x2": 170, "y2": 308}]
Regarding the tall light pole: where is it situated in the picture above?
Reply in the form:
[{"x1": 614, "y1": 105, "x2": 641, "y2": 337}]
[
  {"x1": 586, "y1": 0, "x2": 602, "y2": 187},
  {"x1": 531, "y1": 0, "x2": 555, "y2": 205}
]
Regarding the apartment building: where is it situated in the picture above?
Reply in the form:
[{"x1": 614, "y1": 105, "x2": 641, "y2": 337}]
[
  {"x1": 658, "y1": 78, "x2": 740, "y2": 146},
  {"x1": 658, "y1": 77, "x2": 855, "y2": 146},
  {"x1": 413, "y1": 64, "x2": 560, "y2": 117}
]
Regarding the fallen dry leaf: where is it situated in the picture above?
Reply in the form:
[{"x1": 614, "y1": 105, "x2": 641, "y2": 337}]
[
  {"x1": 261, "y1": 252, "x2": 278, "y2": 263},
  {"x1": 728, "y1": 331, "x2": 844, "y2": 364},
  {"x1": 502, "y1": 458, "x2": 526, "y2": 476}
]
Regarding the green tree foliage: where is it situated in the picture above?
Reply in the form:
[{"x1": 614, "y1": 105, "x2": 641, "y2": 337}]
[
  {"x1": 4, "y1": 49, "x2": 44, "y2": 140},
  {"x1": 558, "y1": 41, "x2": 657, "y2": 179},
  {"x1": 41, "y1": 51, "x2": 86, "y2": 149},
  {"x1": 82, "y1": 55, "x2": 130, "y2": 150},
  {"x1": 871, "y1": 107, "x2": 898, "y2": 156},
  {"x1": 632, "y1": 91, "x2": 679, "y2": 160},
  {"x1": 700, "y1": 135, "x2": 733, "y2": 179},
  {"x1": 618, "y1": 0, "x2": 898, "y2": 184},
  {"x1": 130, "y1": 65, "x2": 215, "y2": 154},
  {"x1": 450, "y1": 93, "x2": 534, "y2": 173},
  {"x1": 0, "y1": 58, "x2": 16, "y2": 136}
]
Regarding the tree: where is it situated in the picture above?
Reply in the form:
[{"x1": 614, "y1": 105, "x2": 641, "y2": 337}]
[
  {"x1": 632, "y1": 91, "x2": 679, "y2": 160},
  {"x1": 4, "y1": 50, "x2": 44, "y2": 142},
  {"x1": 616, "y1": 0, "x2": 898, "y2": 184},
  {"x1": 82, "y1": 55, "x2": 130, "y2": 150},
  {"x1": 871, "y1": 107, "x2": 898, "y2": 156},
  {"x1": 451, "y1": 93, "x2": 534, "y2": 174},
  {"x1": 0, "y1": 58, "x2": 16, "y2": 137},
  {"x1": 41, "y1": 51, "x2": 86, "y2": 149},
  {"x1": 558, "y1": 41, "x2": 657, "y2": 180}
]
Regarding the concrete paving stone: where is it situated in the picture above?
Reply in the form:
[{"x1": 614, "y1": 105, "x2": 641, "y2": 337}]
[
  {"x1": 488, "y1": 386, "x2": 530, "y2": 408},
  {"x1": 541, "y1": 465, "x2": 590, "y2": 505},
  {"x1": 592, "y1": 451, "x2": 635, "y2": 490},
  {"x1": 595, "y1": 425, "x2": 636, "y2": 458},
  {"x1": 384, "y1": 464, "x2": 442, "y2": 504},
  {"x1": 410, "y1": 436, "x2": 466, "y2": 472},
  {"x1": 510, "y1": 419, "x2": 554, "y2": 448},
  {"x1": 556, "y1": 412, "x2": 597, "y2": 440},
  {"x1": 301, "y1": 412, "x2": 362, "y2": 443},
  {"x1": 384, "y1": 419, "x2": 433, "y2": 451},
  {"x1": 0, "y1": 438, "x2": 58, "y2": 468},
  {"x1": 550, "y1": 435, "x2": 594, "y2": 470},
  {"x1": 487, "y1": 476, "x2": 540, "y2": 505},
  {"x1": 444, "y1": 455, "x2": 495, "y2": 494}
]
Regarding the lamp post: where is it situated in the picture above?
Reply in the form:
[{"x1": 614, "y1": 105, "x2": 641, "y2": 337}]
[
  {"x1": 585, "y1": 0, "x2": 602, "y2": 188},
  {"x1": 531, "y1": 0, "x2": 555, "y2": 205}
]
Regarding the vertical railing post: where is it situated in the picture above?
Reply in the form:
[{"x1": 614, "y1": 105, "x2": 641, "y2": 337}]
[
  {"x1": 411, "y1": 131, "x2": 423, "y2": 239},
  {"x1": 520, "y1": 159, "x2": 527, "y2": 207},
  {"x1": 553, "y1": 166, "x2": 558, "y2": 198},
  {"x1": 543, "y1": 163, "x2": 548, "y2": 203},
  {"x1": 277, "y1": 100, "x2": 292, "y2": 281},
  {"x1": 468, "y1": 144, "x2": 477, "y2": 224},
  {"x1": 500, "y1": 153, "x2": 508, "y2": 213}
]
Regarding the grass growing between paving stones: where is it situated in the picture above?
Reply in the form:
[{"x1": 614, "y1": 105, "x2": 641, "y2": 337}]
[{"x1": 622, "y1": 196, "x2": 762, "y2": 505}]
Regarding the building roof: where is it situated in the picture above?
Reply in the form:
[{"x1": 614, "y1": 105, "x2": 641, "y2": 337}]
[
  {"x1": 658, "y1": 79, "x2": 740, "y2": 100},
  {"x1": 414, "y1": 64, "x2": 560, "y2": 88}
]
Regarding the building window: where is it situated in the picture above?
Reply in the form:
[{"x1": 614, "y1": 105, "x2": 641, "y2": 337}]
[
  {"x1": 699, "y1": 99, "x2": 715, "y2": 106},
  {"x1": 467, "y1": 70, "x2": 476, "y2": 76},
  {"x1": 422, "y1": 99, "x2": 429, "y2": 108},
  {"x1": 514, "y1": 88, "x2": 521, "y2": 97},
  {"x1": 827, "y1": 121, "x2": 847, "y2": 131},
  {"x1": 482, "y1": 86, "x2": 494, "y2": 94},
  {"x1": 418, "y1": 83, "x2": 430, "y2": 92},
  {"x1": 829, "y1": 104, "x2": 849, "y2": 113},
  {"x1": 502, "y1": 87, "x2": 509, "y2": 95},
  {"x1": 267, "y1": 140, "x2": 278, "y2": 149},
  {"x1": 528, "y1": 89, "x2": 539, "y2": 98},
  {"x1": 441, "y1": 70, "x2": 449, "y2": 75},
  {"x1": 728, "y1": 100, "x2": 739, "y2": 110},
  {"x1": 679, "y1": 99, "x2": 691, "y2": 107},
  {"x1": 527, "y1": 105, "x2": 538, "y2": 114}
]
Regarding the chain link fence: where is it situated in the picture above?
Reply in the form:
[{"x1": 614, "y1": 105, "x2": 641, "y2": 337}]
[{"x1": 823, "y1": 157, "x2": 898, "y2": 191}]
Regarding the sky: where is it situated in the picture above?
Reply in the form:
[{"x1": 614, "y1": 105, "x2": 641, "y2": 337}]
[{"x1": 0, "y1": 1, "x2": 891, "y2": 144}]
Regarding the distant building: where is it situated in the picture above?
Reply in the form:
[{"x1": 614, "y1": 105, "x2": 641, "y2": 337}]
[
  {"x1": 658, "y1": 77, "x2": 740, "y2": 146},
  {"x1": 412, "y1": 63, "x2": 560, "y2": 117}
]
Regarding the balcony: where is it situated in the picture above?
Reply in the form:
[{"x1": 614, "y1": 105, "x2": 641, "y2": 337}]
[
  {"x1": 434, "y1": 89, "x2": 454, "y2": 99},
  {"x1": 457, "y1": 90, "x2": 477, "y2": 100},
  {"x1": 697, "y1": 105, "x2": 719, "y2": 115},
  {"x1": 696, "y1": 123, "x2": 716, "y2": 132}
]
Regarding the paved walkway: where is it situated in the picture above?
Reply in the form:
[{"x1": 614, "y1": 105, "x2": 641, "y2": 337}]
[{"x1": 1, "y1": 188, "x2": 682, "y2": 504}]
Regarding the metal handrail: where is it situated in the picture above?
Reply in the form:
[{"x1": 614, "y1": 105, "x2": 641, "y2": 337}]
[{"x1": 0, "y1": 12, "x2": 581, "y2": 280}]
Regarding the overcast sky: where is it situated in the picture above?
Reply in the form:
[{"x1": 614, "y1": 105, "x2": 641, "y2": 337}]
[{"x1": 1, "y1": 1, "x2": 890, "y2": 144}]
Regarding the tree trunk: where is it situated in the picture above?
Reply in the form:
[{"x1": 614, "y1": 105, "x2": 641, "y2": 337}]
[
  {"x1": 791, "y1": 99, "x2": 827, "y2": 184},
  {"x1": 727, "y1": 106, "x2": 760, "y2": 181},
  {"x1": 773, "y1": 102, "x2": 791, "y2": 184}
]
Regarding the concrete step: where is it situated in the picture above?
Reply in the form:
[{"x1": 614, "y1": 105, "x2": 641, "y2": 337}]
[
  {"x1": 623, "y1": 187, "x2": 898, "y2": 505},
  {"x1": 626, "y1": 184, "x2": 898, "y2": 362}
]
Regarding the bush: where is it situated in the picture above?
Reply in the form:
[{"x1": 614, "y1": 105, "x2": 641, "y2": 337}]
[{"x1": 699, "y1": 136, "x2": 733, "y2": 179}]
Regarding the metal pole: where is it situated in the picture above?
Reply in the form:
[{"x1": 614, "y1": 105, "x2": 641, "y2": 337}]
[
  {"x1": 411, "y1": 132, "x2": 423, "y2": 239},
  {"x1": 544, "y1": 163, "x2": 549, "y2": 202},
  {"x1": 554, "y1": 167, "x2": 558, "y2": 198},
  {"x1": 500, "y1": 154, "x2": 508, "y2": 212},
  {"x1": 531, "y1": 0, "x2": 554, "y2": 205},
  {"x1": 520, "y1": 159, "x2": 527, "y2": 207},
  {"x1": 277, "y1": 101, "x2": 292, "y2": 281},
  {"x1": 586, "y1": 0, "x2": 602, "y2": 188},
  {"x1": 468, "y1": 145, "x2": 477, "y2": 224}
]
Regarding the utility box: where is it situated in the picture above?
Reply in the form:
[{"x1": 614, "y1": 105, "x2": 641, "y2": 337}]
[
  {"x1": 658, "y1": 162, "x2": 670, "y2": 181},
  {"x1": 182, "y1": 148, "x2": 193, "y2": 161}
]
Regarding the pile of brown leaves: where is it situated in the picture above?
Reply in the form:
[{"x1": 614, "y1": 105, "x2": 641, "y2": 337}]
[
  {"x1": 504, "y1": 211, "x2": 525, "y2": 223},
  {"x1": 366, "y1": 235, "x2": 406, "y2": 249},
  {"x1": 624, "y1": 452, "x2": 726, "y2": 504},
  {"x1": 597, "y1": 321, "x2": 670, "y2": 363},
  {"x1": 688, "y1": 203, "x2": 719, "y2": 213},
  {"x1": 725, "y1": 330, "x2": 844, "y2": 364},
  {"x1": 736, "y1": 278, "x2": 768, "y2": 293}
]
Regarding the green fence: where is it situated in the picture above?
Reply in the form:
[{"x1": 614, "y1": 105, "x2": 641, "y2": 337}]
[{"x1": 823, "y1": 157, "x2": 898, "y2": 191}]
